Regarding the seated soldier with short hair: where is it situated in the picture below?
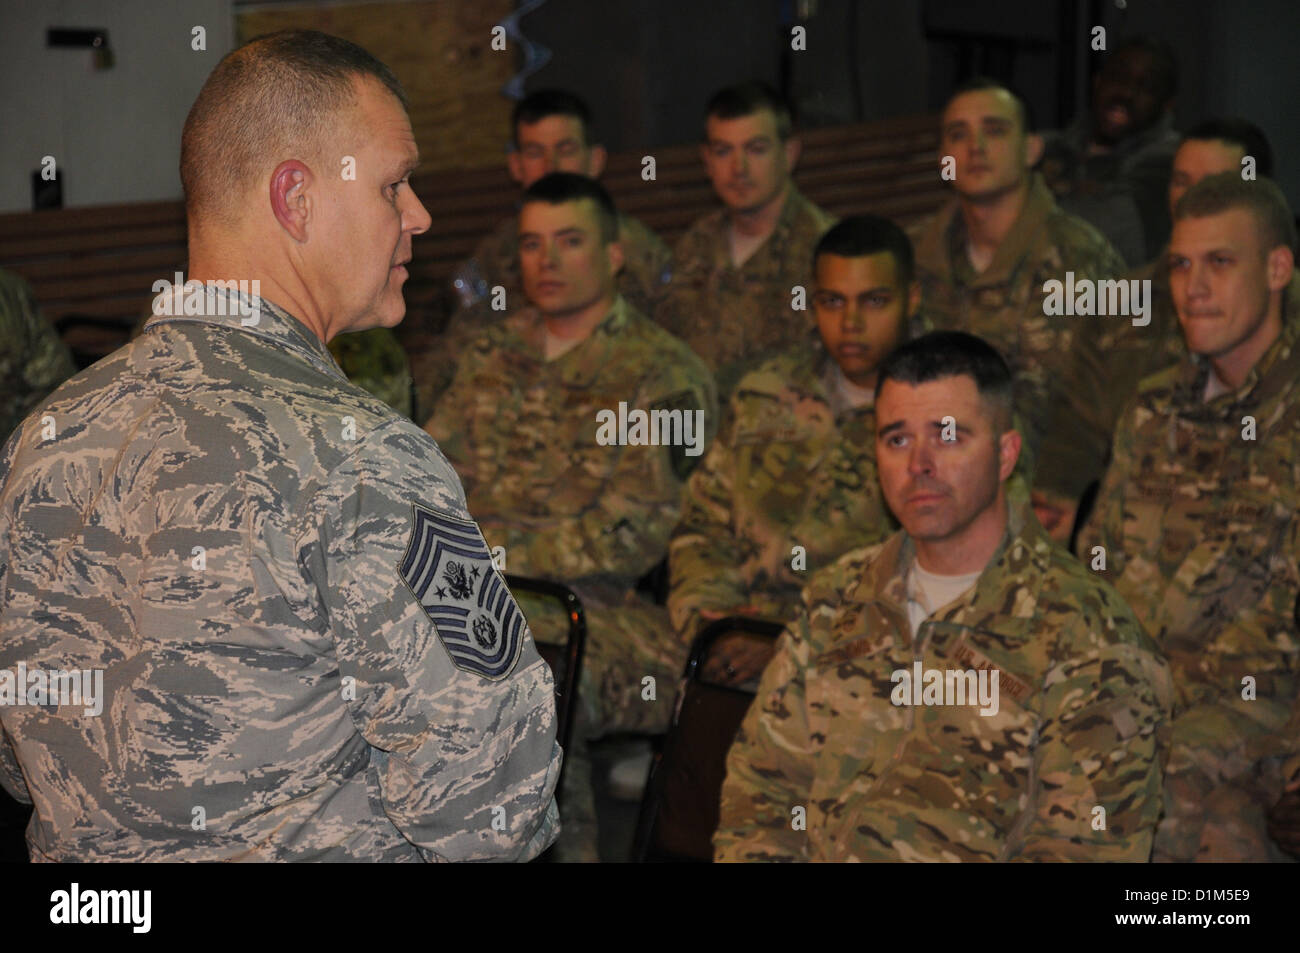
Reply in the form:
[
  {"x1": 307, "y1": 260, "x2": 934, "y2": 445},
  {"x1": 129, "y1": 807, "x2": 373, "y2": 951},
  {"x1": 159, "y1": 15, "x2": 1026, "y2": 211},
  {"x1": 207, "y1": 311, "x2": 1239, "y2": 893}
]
[
  {"x1": 426, "y1": 172, "x2": 715, "y2": 861},
  {"x1": 655, "y1": 82, "x2": 835, "y2": 401},
  {"x1": 416, "y1": 89, "x2": 672, "y2": 419},
  {"x1": 716, "y1": 331, "x2": 1171, "y2": 862},
  {"x1": 668, "y1": 215, "x2": 922, "y2": 688},
  {"x1": 1079, "y1": 173, "x2": 1300, "y2": 862}
]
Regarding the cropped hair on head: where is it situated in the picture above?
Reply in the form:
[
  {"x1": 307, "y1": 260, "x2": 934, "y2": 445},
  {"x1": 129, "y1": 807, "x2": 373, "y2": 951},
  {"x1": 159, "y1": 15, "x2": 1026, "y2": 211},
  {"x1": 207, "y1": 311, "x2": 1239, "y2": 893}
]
[
  {"x1": 181, "y1": 29, "x2": 406, "y2": 227},
  {"x1": 1182, "y1": 118, "x2": 1274, "y2": 179},
  {"x1": 945, "y1": 75, "x2": 1034, "y2": 133},
  {"x1": 512, "y1": 88, "x2": 594, "y2": 148},
  {"x1": 521, "y1": 171, "x2": 620, "y2": 243},
  {"x1": 705, "y1": 81, "x2": 794, "y2": 140},
  {"x1": 875, "y1": 330, "x2": 1016, "y2": 432},
  {"x1": 1174, "y1": 172, "x2": 1296, "y2": 255},
  {"x1": 813, "y1": 215, "x2": 915, "y2": 287}
]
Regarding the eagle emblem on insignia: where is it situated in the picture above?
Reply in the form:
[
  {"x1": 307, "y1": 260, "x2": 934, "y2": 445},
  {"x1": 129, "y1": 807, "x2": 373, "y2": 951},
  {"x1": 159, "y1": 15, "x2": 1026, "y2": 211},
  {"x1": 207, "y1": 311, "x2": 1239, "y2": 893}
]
[{"x1": 399, "y1": 504, "x2": 525, "y2": 680}]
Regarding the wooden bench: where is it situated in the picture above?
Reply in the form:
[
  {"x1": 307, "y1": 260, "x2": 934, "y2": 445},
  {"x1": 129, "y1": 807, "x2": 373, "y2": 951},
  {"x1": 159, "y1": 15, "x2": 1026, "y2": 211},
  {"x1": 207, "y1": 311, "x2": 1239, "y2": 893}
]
[{"x1": 0, "y1": 113, "x2": 948, "y2": 365}]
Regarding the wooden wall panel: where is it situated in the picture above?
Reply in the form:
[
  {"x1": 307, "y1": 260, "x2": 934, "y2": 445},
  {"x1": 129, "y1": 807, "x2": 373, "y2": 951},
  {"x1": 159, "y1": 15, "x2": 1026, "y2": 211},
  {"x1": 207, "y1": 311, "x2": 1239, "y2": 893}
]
[{"x1": 236, "y1": 0, "x2": 515, "y2": 172}]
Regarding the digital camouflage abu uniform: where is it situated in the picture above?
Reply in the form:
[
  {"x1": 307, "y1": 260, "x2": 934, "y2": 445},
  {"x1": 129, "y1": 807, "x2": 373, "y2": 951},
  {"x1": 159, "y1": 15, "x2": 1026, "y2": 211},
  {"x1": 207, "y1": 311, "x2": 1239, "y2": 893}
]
[
  {"x1": 668, "y1": 341, "x2": 900, "y2": 642},
  {"x1": 0, "y1": 288, "x2": 560, "y2": 862},
  {"x1": 0, "y1": 268, "x2": 76, "y2": 441},
  {"x1": 1078, "y1": 275, "x2": 1300, "y2": 862},
  {"x1": 654, "y1": 187, "x2": 835, "y2": 400},
  {"x1": 415, "y1": 211, "x2": 672, "y2": 420},
  {"x1": 133, "y1": 294, "x2": 413, "y2": 419},
  {"x1": 715, "y1": 500, "x2": 1172, "y2": 862},
  {"x1": 914, "y1": 174, "x2": 1127, "y2": 504}
]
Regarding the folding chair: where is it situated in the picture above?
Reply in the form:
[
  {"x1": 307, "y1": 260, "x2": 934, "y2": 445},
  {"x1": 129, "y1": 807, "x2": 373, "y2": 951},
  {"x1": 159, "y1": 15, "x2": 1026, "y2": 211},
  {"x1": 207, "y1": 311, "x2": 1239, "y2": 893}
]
[
  {"x1": 631, "y1": 616, "x2": 784, "y2": 862},
  {"x1": 503, "y1": 574, "x2": 586, "y2": 796}
]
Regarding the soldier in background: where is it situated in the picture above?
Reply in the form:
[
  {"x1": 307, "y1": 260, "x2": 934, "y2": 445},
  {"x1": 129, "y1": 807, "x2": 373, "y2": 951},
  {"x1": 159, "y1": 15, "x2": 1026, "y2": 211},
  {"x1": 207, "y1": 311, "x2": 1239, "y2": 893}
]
[
  {"x1": 668, "y1": 215, "x2": 921, "y2": 688},
  {"x1": 655, "y1": 82, "x2": 835, "y2": 400},
  {"x1": 1087, "y1": 119, "x2": 1275, "y2": 438},
  {"x1": 0, "y1": 267, "x2": 76, "y2": 441},
  {"x1": 426, "y1": 173, "x2": 715, "y2": 860},
  {"x1": 1040, "y1": 35, "x2": 1181, "y2": 266},
  {"x1": 1078, "y1": 173, "x2": 1300, "y2": 862},
  {"x1": 0, "y1": 29, "x2": 560, "y2": 862},
  {"x1": 716, "y1": 331, "x2": 1170, "y2": 862},
  {"x1": 915, "y1": 77, "x2": 1126, "y2": 544},
  {"x1": 414, "y1": 89, "x2": 671, "y2": 420}
]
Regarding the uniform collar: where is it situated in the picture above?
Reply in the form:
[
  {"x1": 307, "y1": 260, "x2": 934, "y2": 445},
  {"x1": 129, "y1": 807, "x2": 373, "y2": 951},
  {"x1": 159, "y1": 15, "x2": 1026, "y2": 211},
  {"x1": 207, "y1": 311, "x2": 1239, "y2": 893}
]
[
  {"x1": 510, "y1": 294, "x2": 633, "y2": 382},
  {"x1": 917, "y1": 173, "x2": 1056, "y2": 289},
  {"x1": 1173, "y1": 273, "x2": 1300, "y2": 413},
  {"x1": 143, "y1": 284, "x2": 346, "y2": 382},
  {"x1": 860, "y1": 496, "x2": 1052, "y2": 627},
  {"x1": 705, "y1": 184, "x2": 810, "y2": 262}
]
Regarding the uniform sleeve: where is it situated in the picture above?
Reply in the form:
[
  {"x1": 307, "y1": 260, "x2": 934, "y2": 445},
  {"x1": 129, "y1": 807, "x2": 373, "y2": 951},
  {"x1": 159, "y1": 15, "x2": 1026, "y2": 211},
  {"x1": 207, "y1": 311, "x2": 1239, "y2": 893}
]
[
  {"x1": 1075, "y1": 396, "x2": 1140, "y2": 575},
  {"x1": 1009, "y1": 616, "x2": 1172, "y2": 862},
  {"x1": 713, "y1": 612, "x2": 816, "y2": 862},
  {"x1": 0, "y1": 432, "x2": 31, "y2": 805},
  {"x1": 1034, "y1": 240, "x2": 1129, "y2": 502},
  {"x1": 653, "y1": 230, "x2": 707, "y2": 340},
  {"x1": 304, "y1": 419, "x2": 561, "y2": 862},
  {"x1": 667, "y1": 398, "x2": 751, "y2": 639},
  {"x1": 482, "y1": 360, "x2": 717, "y2": 583}
]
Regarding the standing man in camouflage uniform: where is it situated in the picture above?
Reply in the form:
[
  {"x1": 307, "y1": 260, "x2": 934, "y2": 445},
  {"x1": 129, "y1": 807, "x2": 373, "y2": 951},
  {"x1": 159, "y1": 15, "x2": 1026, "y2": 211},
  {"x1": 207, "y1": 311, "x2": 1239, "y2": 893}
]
[
  {"x1": 0, "y1": 267, "x2": 76, "y2": 441},
  {"x1": 1079, "y1": 173, "x2": 1300, "y2": 862},
  {"x1": 0, "y1": 30, "x2": 560, "y2": 862},
  {"x1": 716, "y1": 332, "x2": 1170, "y2": 862},
  {"x1": 915, "y1": 78, "x2": 1127, "y2": 543},
  {"x1": 655, "y1": 82, "x2": 835, "y2": 400},
  {"x1": 669, "y1": 216, "x2": 921, "y2": 687},
  {"x1": 426, "y1": 173, "x2": 715, "y2": 860},
  {"x1": 415, "y1": 89, "x2": 672, "y2": 420}
]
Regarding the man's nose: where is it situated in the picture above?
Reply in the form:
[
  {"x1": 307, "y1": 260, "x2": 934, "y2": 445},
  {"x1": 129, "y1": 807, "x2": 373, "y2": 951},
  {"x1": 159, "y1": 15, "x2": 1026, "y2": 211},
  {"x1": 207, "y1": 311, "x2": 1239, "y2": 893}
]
[
  {"x1": 1186, "y1": 261, "x2": 1210, "y2": 297},
  {"x1": 908, "y1": 442, "x2": 935, "y2": 476},
  {"x1": 842, "y1": 300, "x2": 866, "y2": 333},
  {"x1": 404, "y1": 187, "x2": 432, "y2": 235}
]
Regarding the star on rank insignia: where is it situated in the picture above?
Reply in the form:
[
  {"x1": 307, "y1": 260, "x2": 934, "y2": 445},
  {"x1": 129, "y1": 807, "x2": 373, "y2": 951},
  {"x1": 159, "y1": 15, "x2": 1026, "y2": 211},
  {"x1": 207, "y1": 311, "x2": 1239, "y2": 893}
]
[{"x1": 399, "y1": 504, "x2": 525, "y2": 680}]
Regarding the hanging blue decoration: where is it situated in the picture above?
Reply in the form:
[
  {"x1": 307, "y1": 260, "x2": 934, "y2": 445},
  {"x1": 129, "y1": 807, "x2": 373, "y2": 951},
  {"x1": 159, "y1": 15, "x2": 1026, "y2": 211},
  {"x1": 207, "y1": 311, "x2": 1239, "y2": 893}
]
[{"x1": 499, "y1": 0, "x2": 552, "y2": 100}]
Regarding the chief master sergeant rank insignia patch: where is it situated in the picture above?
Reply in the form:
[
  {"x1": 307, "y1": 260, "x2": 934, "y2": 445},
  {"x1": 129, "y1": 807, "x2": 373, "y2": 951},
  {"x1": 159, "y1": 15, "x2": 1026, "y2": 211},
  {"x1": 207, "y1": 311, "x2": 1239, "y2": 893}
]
[{"x1": 400, "y1": 504, "x2": 526, "y2": 680}]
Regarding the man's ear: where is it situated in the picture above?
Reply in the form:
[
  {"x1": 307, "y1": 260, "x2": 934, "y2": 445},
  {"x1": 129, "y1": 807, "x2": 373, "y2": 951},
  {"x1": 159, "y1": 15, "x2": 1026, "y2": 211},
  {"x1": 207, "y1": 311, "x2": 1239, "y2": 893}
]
[
  {"x1": 998, "y1": 426, "x2": 1022, "y2": 482},
  {"x1": 1266, "y1": 244, "x2": 1295, "y2": 293},
  {"x1": 507, "y1": 150, "x2": 525, "y2": 186},
  {"x1": 587, "y1": 144, "x2": 607, "y2": 179},
  {"x1": 606, "y1": 238, "x2": 625, "y2": 277},
  {"x1": 699, "y1": 143, "x2": 713, "y2": 171},
  {"x1": 907, "y1": 280, "x2": 922, "y2": 318},
  {"x1": 270, "y1": 160, "x2": 312, "y2": 243},
  {"x1": 784, "y1": 136, "x2": 802, "y2": 174},
  {"x1": 1024, "y1": 132, "x2": 1045, "y2": 168}
]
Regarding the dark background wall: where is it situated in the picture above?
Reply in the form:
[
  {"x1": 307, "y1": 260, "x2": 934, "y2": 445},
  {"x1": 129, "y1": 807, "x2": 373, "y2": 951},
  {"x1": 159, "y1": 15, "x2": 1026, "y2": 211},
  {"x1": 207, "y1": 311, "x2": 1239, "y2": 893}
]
[{"x1": 3, "y1": 0, "x2": 1296, "y2": 211}]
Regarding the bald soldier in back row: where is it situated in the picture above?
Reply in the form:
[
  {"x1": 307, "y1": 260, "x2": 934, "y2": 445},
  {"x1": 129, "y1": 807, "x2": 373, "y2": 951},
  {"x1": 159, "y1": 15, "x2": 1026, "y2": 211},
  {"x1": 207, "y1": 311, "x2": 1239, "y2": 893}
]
[{"x1": 0, "y1": 30, "x2": 560, "y2": 862}]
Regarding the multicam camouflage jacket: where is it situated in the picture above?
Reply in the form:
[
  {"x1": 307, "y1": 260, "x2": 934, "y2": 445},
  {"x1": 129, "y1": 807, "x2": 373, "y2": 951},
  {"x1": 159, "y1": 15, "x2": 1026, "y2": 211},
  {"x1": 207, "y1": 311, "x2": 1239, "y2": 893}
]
[
  {"x1": 914, "y1": 174, "x2": 1128, "y2": 502},
  {"x1": 1078, "y1": 275, "x2": 1300, "y2": 788},
  {"x1": 0, "y1": 268, "x2": 76, "y2": 442},
  {"x1": 716, "y1": 499, "x2": 1172, "y2": 862},
  {"x1": 667, "y1": 342, "x2": 898, "y2": 642},
  {"x1": 0, "y1": 289, "x2": 560, "y2": 862},
  {"x1": 426, "y1": 296, "x2": 716, "y2": 589},
  {"x1": 416, "y1": 212, "x2": 672, "y2": 420},
  {"x1": 654, "y1": 186, "x2": 835, "y2": 399}
]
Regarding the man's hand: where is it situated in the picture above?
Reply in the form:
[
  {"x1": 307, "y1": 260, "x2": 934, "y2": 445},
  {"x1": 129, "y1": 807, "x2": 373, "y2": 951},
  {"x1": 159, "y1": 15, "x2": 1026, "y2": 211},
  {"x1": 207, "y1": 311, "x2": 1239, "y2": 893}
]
[
  {"x1": 1267, "y1": 778, "x2": 1300, "y2": 859},
  {"x1": 701, "y1": 631, "x2": 776, "y2": 687}
]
